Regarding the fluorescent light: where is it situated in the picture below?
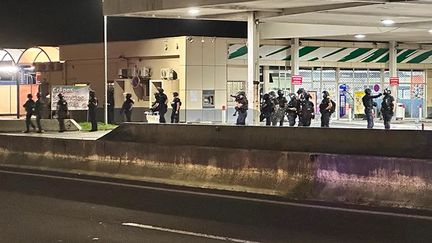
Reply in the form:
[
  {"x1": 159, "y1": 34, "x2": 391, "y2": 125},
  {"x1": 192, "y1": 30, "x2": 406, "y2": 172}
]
[
  {"x1": 355, "y1": 34, "x2": 366, "y2": 39},
  {"x1": 429, "y1": 29, "x2": 432, "y2": 34},
  {"x1": 381, "y1": 19, "x2": 395, "y2": 26},
  {"x1": 188, "y1": 8, "x2": 200, "y2": 15}
]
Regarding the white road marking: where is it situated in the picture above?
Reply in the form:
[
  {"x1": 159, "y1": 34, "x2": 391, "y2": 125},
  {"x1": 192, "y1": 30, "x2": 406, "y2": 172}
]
[
  {"x1": 1, "y1": 168, "x2": 432, "y2": 221},
  {"x1": 122, "y1": 222, "x2": 259, "y2": 243}
]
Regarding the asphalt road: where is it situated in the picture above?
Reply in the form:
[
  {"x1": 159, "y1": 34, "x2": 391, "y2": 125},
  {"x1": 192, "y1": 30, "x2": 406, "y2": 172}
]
[{"x1": 0, "y1": 168, "x2": 431, "y2": 243}]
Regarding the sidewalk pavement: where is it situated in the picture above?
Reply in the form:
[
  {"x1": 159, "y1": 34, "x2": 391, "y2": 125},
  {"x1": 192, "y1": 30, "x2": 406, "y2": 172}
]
[{"x1": 1, "y1": 130, "x2": 110, "y2": 140}]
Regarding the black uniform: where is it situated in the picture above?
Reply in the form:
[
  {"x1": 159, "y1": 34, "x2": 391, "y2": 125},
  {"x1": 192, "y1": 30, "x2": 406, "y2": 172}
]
[
  {"x1": 88, "y1": 95, "x2": 98, "y2": 131},
  {"x1": 171, "y1": 97, "x2": 181, "y2": 123},
  {"x1": 362, "y1": 92, "x2": 382, "y2": 129},
  {"x1": 236, "y1": 95, "x2": 248, "y2": 125},
  {"x1": 57, "y1": 98, "x2": 68, "y2": 132},
  {"x1": 157, "y1": 92, "x2": 168, "y2": 123},
  {"x1": 273, "y1": 95, "x2": 288, "y2": 126},
  {"x1": 23, "y1": 99, "x2": 36, "y2": 132},
  {"x1": 381, "y1": 94, "x2": 395, "y2": 130},
  {"x1": 121, "y1": 98, "x2": 134, "y2": 122},
  {"x1": 319, "y1": 98, "x2": 333, "y2": 128},
  {"x1": 34, "y1": 97, "x2": 43, "y2": 132},
  {"x1": 260, "y1": 94, "x2": 274, "y2": 126},
  {"x1": 286, "y1": 97, "x2": 299, "y2": 127},
  {"x1": 298, "y1": 97, "x2": 314, "y2": 127}
]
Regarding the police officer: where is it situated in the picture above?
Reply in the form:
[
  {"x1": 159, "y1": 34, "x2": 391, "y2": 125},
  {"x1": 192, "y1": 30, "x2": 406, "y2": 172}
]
[
  {"x1": 319, "y1": 91, "x2": 334, "y2": 128},
  {"x1": 157, "y1": 88, "x2": 168, "y2": 123},
  {"x1": 286, "y1": 93, "x2": 298, "y2": 127},
  {"x1": 268, "y1": 91, "x2": 278, "y2": 125},
  {"x1": 56, "y1": 93, "x2": 68, "y2": 132},
  {"x1": 88, "y1": 91, "x2": 98, "y2": 131},
  {"x1": 362, "y1": 88, "x2": 382, "y2": 129},
  {"x1": 171, "y1": 92, "x2": 181, "y2": 123},
  {"x1": 23, "y1": 94, "x2": 36, "y2": 133},
  {"x1": 34, "y1": 92, "x2": 44, "y2": 133},
  {"x1": 273, "y1": 90, "x2": 288, "y2": 126},
  {"x1": 381, "y1": 88, "x2": 395, "y2": 130},
  {"x1": 121, "y1": 93, "x2": 134, "y2": 122},
  {"x1": 260, "y1": 93, "x2": 274, "y2": 126},
  {"x1": 234, "y1": 91, "x2": 248, "y2": 125},
  {"x1": 298, "y1": 91, "x2": 315, "y2": 127}
]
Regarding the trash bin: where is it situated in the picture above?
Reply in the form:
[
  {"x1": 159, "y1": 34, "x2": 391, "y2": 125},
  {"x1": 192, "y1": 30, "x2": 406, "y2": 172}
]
[{"x1": 395, "y1": 103, "x2": 405, "y2": 120}]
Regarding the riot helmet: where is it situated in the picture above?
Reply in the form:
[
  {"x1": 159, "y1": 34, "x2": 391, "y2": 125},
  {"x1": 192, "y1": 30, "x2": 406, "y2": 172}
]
[
  {"x1": 263, "y1": 93, "x2": 270, "y2": 101},
  {"x1": 322, "y1": 90, "x2": 329, "y2": 99},
  {"x1": 297, "y1": 88, "x2": 305, "y2": 95},
  {"x1": 384, "y1": 88, "x2": 391, "y2": 95},
  {"x1": 277, "y1": 89, "x2": 284, "y2": 97},
  {"x1": 364, "y1": 88, "x2": 372, "y2": 95},
  {"x1": 173, "y1": 92, "x2": 179, "y2": 97},
  {"x1": 126, "y1": 93, "x2": 132, "y2": 99},
  {"x1": 27, "y1": 94, "x2": 33, "y2": 99},
  {"x1": 269, "y1": 91, "x2": 276, "y2": 97}
]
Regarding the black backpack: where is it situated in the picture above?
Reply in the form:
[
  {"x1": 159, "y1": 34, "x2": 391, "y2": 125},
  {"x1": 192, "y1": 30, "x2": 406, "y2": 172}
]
[{"x1": 330, "y1": 100, "x2": 336, "y2": 114}]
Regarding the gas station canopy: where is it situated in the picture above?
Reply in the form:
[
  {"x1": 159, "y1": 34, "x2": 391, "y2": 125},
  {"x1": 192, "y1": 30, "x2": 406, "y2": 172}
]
[{"x1": 103, "y1": 0, "x2": 432, "y2": 43}]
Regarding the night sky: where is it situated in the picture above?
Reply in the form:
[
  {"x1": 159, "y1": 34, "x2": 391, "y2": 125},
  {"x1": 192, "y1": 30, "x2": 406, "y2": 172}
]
[{"x1": 0, "y1": 0, "x2": 246, "y2": 48}]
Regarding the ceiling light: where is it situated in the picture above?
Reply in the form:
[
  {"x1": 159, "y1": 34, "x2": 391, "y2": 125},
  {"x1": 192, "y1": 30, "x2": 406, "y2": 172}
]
[
  {"x1": 188, "y1": 8, "x2": 200, "y2": 15},
  {"x1": 355, "y1": 34, "x2": 366, "y2": 39},
  {"x1": 381, "y1": 19, "x2": 395, "y2": 26},
  {"x1": 429, "y1": 29, "x2": 432, "y2": 34}
]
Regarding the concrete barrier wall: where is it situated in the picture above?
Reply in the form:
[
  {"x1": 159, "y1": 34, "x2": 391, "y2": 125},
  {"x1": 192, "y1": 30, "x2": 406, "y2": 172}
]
[
  {"x1": 0, "y1": 132, "x2": 431, "y2": 210},
  {"x1": 101, "y1": 123, "x2": 432, "y2": 160},
  {"x1": 0, "y1": 119, "x2": 81, "y2": 132}
]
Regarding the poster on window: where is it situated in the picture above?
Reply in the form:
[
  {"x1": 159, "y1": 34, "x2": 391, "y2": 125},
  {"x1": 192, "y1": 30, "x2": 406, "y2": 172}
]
[
  {"x1": 354, "y1": 91, "x2": 365, "y2": 115},
  {"x1": 203, "y1": 90, "x2": 215, "y2": 108},
  {"x1": 51, "y1": 85, "x2": 89, "y2": 110}
]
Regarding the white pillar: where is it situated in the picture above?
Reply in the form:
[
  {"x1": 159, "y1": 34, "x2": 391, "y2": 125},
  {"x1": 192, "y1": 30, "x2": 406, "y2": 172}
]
[
  {"x1": 291, "y1": 38, "x2": 300, "y2": 92},
  {"x1": 389, "y1": 41, "x2": 398, "y2": 99},
  {"x1": 291, "y1": 38, "x2": 300, "y2": 76},
  {"x1": 103, "y1": 15, "x2": 108, "y2": 124},
  {"x1": 247, "y1": 12, "x2": 259, "y2": 124}
]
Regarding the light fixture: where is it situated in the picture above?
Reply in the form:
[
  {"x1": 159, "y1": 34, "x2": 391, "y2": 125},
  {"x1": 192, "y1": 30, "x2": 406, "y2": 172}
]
[
  {"x1": 429, "y1": 29, "x2": 432, "y2": 34},
  {"x1": 381, "y1": 19, "x2": 395, "y2": 26},
  {"x1": 188, "y1": 8, "x2": 200, "y2": 15},
  {"x1": 355, "y1": 34, "x2": 366, "y2": 39}
]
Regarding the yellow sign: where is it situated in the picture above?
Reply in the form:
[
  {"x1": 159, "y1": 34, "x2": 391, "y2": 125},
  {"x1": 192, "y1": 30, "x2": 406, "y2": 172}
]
[{"x1": 354, "y1": 91, "x2": 365, "y2": 115}]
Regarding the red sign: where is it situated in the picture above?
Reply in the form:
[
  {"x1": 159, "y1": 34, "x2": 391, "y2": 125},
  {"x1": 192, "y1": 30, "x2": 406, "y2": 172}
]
[
  {"x1": 291, "y1": 75, "x2": 303, "y2": 85},
  {"x1": 390, "y1": 77, "x2": 399, "y2": 86}
]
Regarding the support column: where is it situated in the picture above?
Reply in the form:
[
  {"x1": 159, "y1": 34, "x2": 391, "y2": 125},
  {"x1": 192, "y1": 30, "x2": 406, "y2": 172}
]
[
  {"x1": 389, "y1": 41, "x2": 398, "y2": 100},
  {"x1": 103, "y1": 15, "x2": 108, "y2": 124},
  {"x1": 290, "y1": 38, "x2": 300, "y2": 92},
  {"x1": 247, "y1": 12, "x2": 259, "y2": 124}
]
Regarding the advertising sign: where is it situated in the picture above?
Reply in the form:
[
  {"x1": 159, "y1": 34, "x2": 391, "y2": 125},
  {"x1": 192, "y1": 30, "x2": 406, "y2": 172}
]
[
  {"x1": 51, "y1": 85, "x2": 89, "y2": 110},
  {"x1": 354, "y1": 91, "x2": 365, "y2": 115},
  {"x1": 291, "y1": 75, "x2": 303, "y2": 85},
  {"x1": 390, "y1": 77, "x2": 399, "y2": 86}
]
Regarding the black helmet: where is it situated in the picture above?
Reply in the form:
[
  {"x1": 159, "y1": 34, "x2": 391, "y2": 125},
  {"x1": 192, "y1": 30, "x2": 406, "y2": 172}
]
[
  {"x1": 263, "y1": 93, "x2": 270, "y2": 100},
  {"x1": 238, "y1": 91, "x2": 246, "y2": 96},
  {"x1": 277, "y1": 89, "x2": 284, "y2": 96},
  {"x1": 322, "y1": 90, "x2": 329, "y2": 97},
  {"x1": 297, "y1": 88, "x2": 305, "y2": 95},
  {"x1": 269, "y1": 91, "x2": 276, "y2": 97},
  {"x1": 27, "y1": 94, "x2": 33, "y2": 99},
  {"x1": 173, "y1": 92, "x2": 179, "y2": 97},
  {"x1": 58, "y1": 93, "x2": 64, "y2": 98},
  {"x1": 364, "y1": 88, "x2": 372, "y2": 95},
  {"x1": 384, "y1": 88, "x2": 391, "y2": 95},
  {"x1": 158, "y1": 88, "x2": 164, "y2": 93},
  {"x1": 126, "y1": 93, "x2": 132, "y2": 98}
]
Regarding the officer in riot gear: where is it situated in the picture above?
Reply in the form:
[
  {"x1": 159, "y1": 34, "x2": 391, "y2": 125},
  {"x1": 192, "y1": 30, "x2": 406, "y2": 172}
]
[
  {"x1": 298, "y1": 92, "x2": 315, "y2": 127},
  {"x1": 272, "y1": 90, "x2": 288, "y2": 126},
  {"x1": 362, "y1": 88, "x2": 382, "y2": 129},
  {"x1": 381, "y1": 88, "x2": 395, "y2": 130},
  {"x1": 23, "y1": 94, "x2": 36, "y2": 133},
  {"x1": 319, "y1": 90, "x2": 334, "y2": 128},
  {"x1": 268, "y1": 91, "x2": 277, "y2": 125},
  {"x1": 56, "y1": 93, "x2": 69, "y2": 132},
  {"x1": 286, "y1": 93, "x2": 298, "y2": 127},
  {"x1": 232, "y1": 91, "x2": 248, "y2": 125},
  {"x1": 260, "y1": 93, "x2": 274, "y2": 126}
]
